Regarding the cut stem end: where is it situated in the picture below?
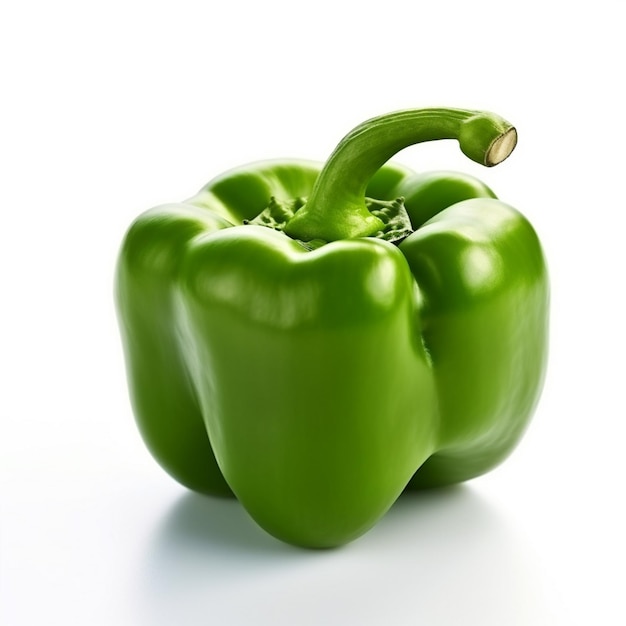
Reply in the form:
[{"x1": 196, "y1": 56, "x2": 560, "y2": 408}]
[{"x1": 486, "y1": 127, "x2": 518, "y2": 166}]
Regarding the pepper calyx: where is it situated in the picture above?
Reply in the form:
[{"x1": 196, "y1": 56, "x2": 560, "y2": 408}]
[{"x1": 244, "y1": 196, "x2": 413, "y2": 249}]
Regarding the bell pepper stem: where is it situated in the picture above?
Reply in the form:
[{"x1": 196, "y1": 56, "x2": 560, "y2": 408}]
[{"x1": 283, "y1": 108, "x2": 517, "y2": 242}]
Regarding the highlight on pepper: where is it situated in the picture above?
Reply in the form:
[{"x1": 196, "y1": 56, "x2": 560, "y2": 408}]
[{"x1": 115, "y1": 107, "x2": 549, "y2": 548}]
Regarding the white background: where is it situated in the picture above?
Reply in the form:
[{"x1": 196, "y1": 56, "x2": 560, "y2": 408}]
[{"x1": 2, "y1": 1, "x2": 624, "y2": 624}]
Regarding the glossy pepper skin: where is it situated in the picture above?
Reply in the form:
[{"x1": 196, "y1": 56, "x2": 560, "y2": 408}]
[{"x1": 116, "y1": 108, "x2": 549, "y2": 548}]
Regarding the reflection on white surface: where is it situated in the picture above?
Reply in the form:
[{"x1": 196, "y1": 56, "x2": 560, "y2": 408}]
[{"x1": 135, "y1": 486, "x2": 553, "y2": 625}]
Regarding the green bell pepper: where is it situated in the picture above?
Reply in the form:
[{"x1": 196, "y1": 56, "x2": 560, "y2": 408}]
[{"x1": 116, "y1": 107, "x2": 549, "y2": 548}]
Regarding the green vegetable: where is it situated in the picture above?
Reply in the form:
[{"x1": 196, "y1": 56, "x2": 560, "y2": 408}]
[{"x1": 116, "y1": 108, "x2": 549, "y2": 548}]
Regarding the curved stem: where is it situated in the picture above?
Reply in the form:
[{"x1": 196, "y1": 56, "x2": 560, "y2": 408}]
[{"x1": 283, "y1": 108, "x2": 517, "y2": 242}]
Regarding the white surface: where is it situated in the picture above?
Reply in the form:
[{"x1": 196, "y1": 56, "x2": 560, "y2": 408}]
[{"x1": 1, "y1": 1, "x2": 624, "y2": 624}]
